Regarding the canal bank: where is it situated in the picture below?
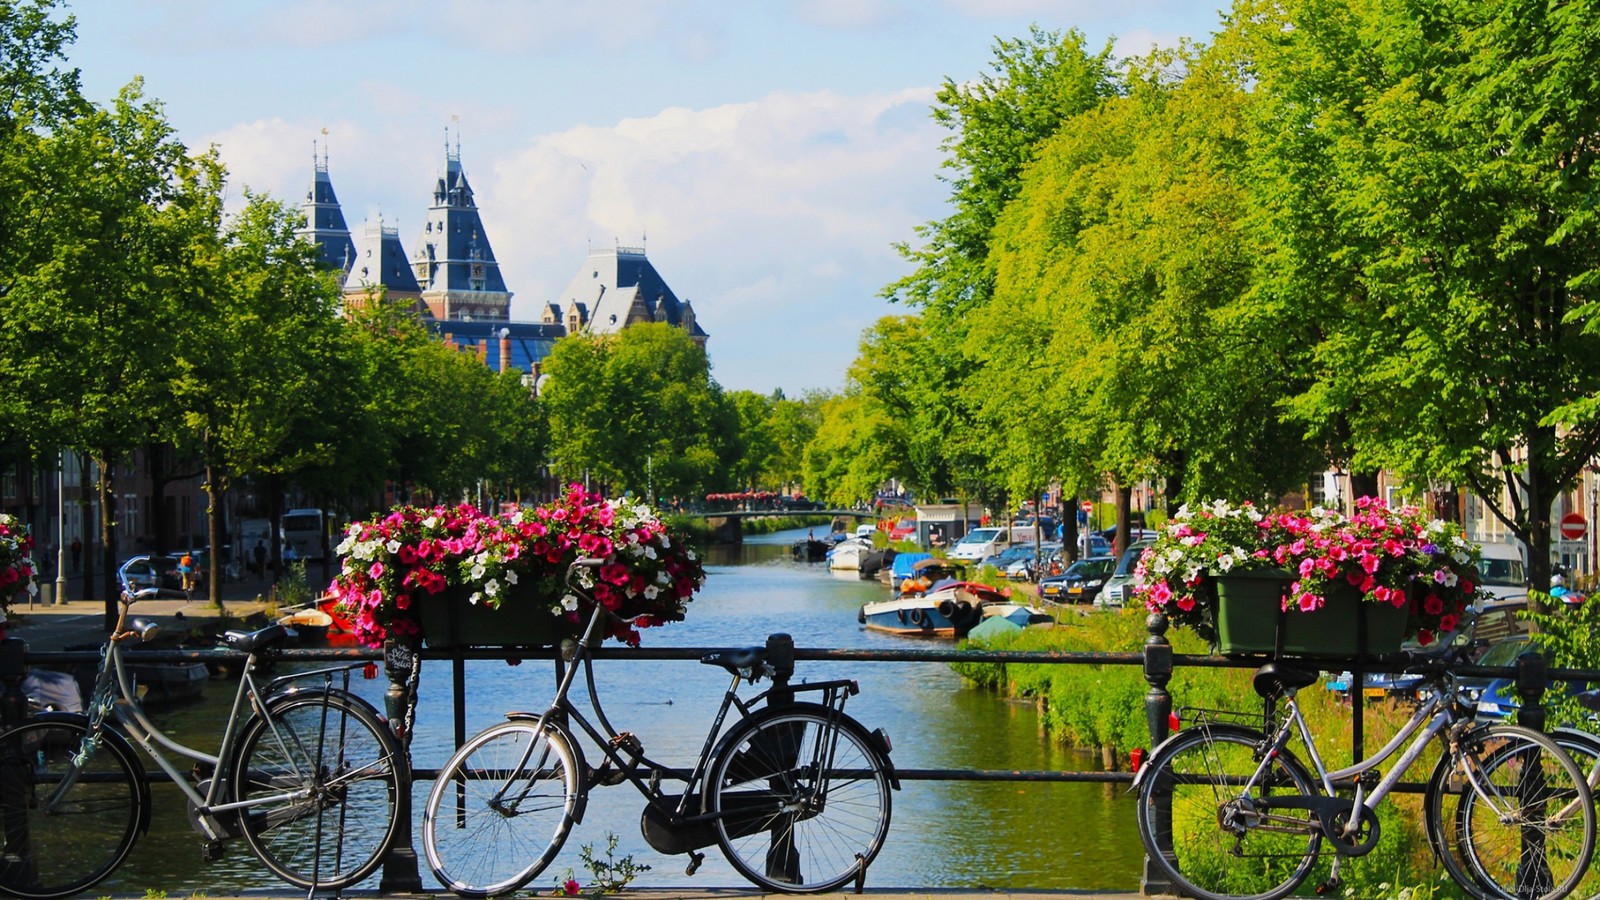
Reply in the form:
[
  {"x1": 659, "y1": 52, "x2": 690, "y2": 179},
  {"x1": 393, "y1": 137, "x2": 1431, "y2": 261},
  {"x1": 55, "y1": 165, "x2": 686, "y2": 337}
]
[{"x1": 14, "y1": 527, "x2": 1145, "y2": 896}]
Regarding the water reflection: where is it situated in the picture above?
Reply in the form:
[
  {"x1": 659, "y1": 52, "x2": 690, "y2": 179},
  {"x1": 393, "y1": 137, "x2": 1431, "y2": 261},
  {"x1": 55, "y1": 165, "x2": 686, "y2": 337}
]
[{"x1": 93, "y1": 526, "x2": 1142, "y2": 893}]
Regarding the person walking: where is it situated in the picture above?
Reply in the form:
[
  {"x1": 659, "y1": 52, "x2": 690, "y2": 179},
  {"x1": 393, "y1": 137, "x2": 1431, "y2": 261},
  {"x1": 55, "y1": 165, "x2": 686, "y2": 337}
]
[
  {"x1": 178, "y1": 552, "x2": 195, "y2": 593},
  {"x1": 253, "y1": 539, "x2": 267, "y2": 582}
]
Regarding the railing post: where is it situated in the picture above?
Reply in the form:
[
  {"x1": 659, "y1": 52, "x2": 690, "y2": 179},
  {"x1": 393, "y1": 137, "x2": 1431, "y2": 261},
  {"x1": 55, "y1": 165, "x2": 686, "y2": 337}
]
[
  {"x1": 380, "y1": 636, "x2": 424, "y2": 892},
  {"x1": 1515, "y1": 648, "x2": 1548, "y2": 733},
  {"x1": 1141, "y1": 613, "x2": 1177, "y2": 897}
]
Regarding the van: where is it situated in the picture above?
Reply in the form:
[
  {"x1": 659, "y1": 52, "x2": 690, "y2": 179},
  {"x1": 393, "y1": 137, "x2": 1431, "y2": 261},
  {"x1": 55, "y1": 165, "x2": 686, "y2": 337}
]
[
  {"x1": 1476, "y1": 542, "x2": 1527, "y2": 602},
  {"x1": 948, "y1": 527, "x2": 1009, "y2": 562}
]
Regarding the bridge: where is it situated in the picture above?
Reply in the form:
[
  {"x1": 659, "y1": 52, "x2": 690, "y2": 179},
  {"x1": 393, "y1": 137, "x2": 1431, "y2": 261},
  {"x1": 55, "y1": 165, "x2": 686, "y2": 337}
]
[{"x1": 685, "y1": 508, "x2": 876, "y2": 542}]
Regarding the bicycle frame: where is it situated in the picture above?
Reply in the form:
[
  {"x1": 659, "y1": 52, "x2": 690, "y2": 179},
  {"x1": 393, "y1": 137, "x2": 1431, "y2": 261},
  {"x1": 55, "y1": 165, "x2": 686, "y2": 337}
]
[{"x1": 54, "y1": 604, "x2": 377, "y2": 843}]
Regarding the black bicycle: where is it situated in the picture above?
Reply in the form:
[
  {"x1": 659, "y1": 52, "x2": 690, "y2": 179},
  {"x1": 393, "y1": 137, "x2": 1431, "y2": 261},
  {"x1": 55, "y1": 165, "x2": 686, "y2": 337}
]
[{"x1": 421, "y1": 560, "x2": 899, "y2": 897}]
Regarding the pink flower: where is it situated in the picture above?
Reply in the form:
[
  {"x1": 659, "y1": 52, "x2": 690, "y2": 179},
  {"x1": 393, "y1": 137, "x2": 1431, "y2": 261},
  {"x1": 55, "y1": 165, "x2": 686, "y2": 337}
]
[{"x1": 564, "y1": 880, "x2": 581, "y2": 895}]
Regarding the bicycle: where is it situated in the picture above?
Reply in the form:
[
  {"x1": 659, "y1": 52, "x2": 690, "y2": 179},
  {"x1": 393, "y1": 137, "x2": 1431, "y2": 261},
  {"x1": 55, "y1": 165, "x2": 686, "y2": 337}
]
[
  {"x1": 1134, "y1": 646, "x2": 1597, "y2": 900},
  {"x1": 421, "y1": 559, "x2": 899, "y2": 898},
  {"x1": 0, "y1": 580, "x2": 407, "y2": 899}
]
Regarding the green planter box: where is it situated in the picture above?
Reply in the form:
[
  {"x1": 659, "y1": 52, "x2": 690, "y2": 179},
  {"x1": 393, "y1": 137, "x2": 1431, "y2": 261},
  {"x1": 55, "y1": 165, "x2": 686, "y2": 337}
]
[
  {"x1": 1212, "y1": 569, "x2": 1408, "y2": 658},
  {"x1": 416, "y1": 587, "x2": 572, "y2": 649}
]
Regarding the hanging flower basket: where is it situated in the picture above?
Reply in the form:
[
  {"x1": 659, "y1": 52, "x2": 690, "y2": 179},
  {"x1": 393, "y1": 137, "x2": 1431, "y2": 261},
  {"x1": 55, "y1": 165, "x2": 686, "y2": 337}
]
[
  {"x1": 414, "y1": 584, "x2": 580, "y2": 649},
  {"x1": 1212, "y1": 570, "x2": 1408, "y2": 658},
  {"x1": 0, "y1": 514, "x2": 36, "y2": 617}
]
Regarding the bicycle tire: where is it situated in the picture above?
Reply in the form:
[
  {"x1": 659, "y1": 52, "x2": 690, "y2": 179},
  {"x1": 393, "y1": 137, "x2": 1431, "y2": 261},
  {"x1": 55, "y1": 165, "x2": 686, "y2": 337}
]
[
  {"x1": 422, "y1": 718, "x2": 583, "y2": 898},
  {"x1": 231, "y1": 689, "x2": 404, "y2": 890},
  {"x1": 0, "y1": 716, "x2": 146, "y2": 900},
  {"x1": 1450, "y1": 724, "x2": 1596, "y2": 900},
  {"x1": 1426, "y1": 726, "x2": 1600, "y2": 900},
  {"x1": 1135, "y1": 723, "x2": 1321, "y2": 900},
  {"x1": 706, "y1": 703, "x2": 892, "y2": 893}
]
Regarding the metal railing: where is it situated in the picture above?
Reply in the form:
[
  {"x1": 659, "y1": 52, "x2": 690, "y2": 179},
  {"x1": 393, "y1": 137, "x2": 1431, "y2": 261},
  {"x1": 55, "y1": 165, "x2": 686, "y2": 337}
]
[{"x1": 3, "y1": 617, "x2": 1593, "y2": 896}]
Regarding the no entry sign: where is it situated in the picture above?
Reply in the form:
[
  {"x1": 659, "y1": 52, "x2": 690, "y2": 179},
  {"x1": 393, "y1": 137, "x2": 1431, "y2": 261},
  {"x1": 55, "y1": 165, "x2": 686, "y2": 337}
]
[{"x1": 1560, "y1": 512, "x2": 1587, "y2": 541}]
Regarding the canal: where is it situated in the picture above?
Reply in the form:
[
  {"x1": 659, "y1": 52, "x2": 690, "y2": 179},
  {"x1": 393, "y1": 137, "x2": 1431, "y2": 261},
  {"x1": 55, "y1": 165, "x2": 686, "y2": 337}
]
[{"x1": 97, "y1": 526, "x2": 1143, "y2": 894}]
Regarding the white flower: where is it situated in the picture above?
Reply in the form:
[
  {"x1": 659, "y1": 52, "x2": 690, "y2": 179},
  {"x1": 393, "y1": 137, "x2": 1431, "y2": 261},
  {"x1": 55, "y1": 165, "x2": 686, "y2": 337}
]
[
  {"x1": 505, "y1": 570, "x2": 519, "y2": 585},
  {"x1": 644, "y1": 546, "x2": 658, "y2": 560},
  {"x1": 659, "y1": 534, "x2": 671, "y2": 548},
  {"x1": 470, "y1": 564, "x2": 486, "y2": 580},
  {"x1": 656, "y1": 571, "x2": 670, "y2": 584},
  {"x1": 686, "y1": 549, "x2": 696, "y2": 561},
  {"x1": 644, "y1": 585, "x2": 660, "y2": 599},
  {"x1": 485, "y1": 579, "x2": 500, "y2": 596},
  {"x1": 423, "y1": 516, "x2": 438, "y2": 529},
  {"x1": 469, "y1": 591, "x2": 484, "y2": 605},
  {"x1": 561, "y1": 593, "x2": 579, "y2": 611},
  {"x1": 386, "y1": 539, "x2": 401, "y2": 555}
]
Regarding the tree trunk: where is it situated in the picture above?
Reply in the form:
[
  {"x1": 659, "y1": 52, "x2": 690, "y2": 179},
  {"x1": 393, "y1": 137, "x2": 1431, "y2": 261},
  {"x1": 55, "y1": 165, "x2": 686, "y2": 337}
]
[
  {"x1": 1062, "y1": 500, "x2": 1081, "y2": 562},
  {"x1": 79, "y1": 455, "x2": 94, "y2": 611},
  {"x1": 205, "y1": 459, "x2": 225, "y2": 616},
  {"x1": 1113, "y1": 482, "x2": 1132, "y2": 559}
]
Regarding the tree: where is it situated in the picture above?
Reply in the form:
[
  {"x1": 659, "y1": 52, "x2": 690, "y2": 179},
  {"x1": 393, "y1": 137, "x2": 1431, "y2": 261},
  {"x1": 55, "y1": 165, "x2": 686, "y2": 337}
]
[
  {"x1": 540, "y1": 323, "x2": 738, "y2": 501},
  {"x1": 1235, "y1": 0, "x2": 1600, "y2": 597},
  {"x1": 727, "y1": 390, "x2": 774, "y2": 491}
]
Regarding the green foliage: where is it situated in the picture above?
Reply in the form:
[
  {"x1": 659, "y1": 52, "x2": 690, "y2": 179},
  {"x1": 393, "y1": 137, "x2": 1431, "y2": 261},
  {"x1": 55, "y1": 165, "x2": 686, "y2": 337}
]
[{"x1": 555, "y1": 832, "x2": 651, "y2": 895}]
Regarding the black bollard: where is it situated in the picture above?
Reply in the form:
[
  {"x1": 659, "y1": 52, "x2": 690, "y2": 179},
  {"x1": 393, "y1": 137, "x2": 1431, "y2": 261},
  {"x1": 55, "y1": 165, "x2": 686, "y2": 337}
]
[
  {"x1": 1140, "y1": 613, "x2": 1177, "y2": 897},
  {"x1": 380, "y1": 637, "x2": 424, "y2": 892}
]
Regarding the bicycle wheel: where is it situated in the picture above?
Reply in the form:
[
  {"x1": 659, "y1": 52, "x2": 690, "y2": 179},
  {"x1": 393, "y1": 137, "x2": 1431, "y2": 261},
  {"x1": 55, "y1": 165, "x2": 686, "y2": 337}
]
[
  {"x1": 1135, "y1": 723, "x2": 1322, "y2": 900},
  {"x1": 231, "y1": 690, "x2": 403, "y2": 890},
  {"x1": 0, "y1": 716, "x2": 145, "y2": 900},
  {"x1": 1453, "y1": 724, "x2": 1595, "y2": 900},
  {"x1": 422, "y1": 718, "x2": 582, "y2": 898},
  {"x1": 707, "y1": 704, "x2": 892, "y2": 893}
]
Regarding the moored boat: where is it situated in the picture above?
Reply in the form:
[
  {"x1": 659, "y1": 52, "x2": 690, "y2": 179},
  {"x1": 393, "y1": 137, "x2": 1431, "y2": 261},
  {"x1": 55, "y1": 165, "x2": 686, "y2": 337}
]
[
  {"x1": 791, "y1": 537, "x2": 830, "y2": 562},
  {"x1": 859, "y1": 581, "x2": 1004, "y2": 638},
  {"x1": 280, "y1": 608, "x2": 335, "y2": 642},
  {"x1": 827, "y1": 538, "x2": 874, "y2": 571}
]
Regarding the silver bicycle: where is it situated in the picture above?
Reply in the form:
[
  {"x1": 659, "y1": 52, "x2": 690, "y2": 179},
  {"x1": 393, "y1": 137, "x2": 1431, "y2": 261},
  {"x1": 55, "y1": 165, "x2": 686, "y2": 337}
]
[
  {"x1": 0, "y1": 582, "x2": 406, "y2": 899},
  {"x1": 1134, "y1": 646, "x2": 1597, "y2": 900}
]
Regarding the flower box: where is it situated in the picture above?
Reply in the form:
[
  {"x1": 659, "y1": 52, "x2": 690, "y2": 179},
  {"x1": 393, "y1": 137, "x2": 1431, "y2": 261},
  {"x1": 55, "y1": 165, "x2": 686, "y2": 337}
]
[
  {"x1": 415, "y1": 586, "x2": 577, "y2": 649},
  {"x1": 1213, "y1": 570, "x2": 1408, "y2": 658}
]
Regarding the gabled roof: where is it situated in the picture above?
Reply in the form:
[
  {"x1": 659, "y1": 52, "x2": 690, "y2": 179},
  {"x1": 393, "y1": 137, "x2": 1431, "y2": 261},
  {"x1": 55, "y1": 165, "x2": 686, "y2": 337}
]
[
  {"x1": 431, "y1": 320, "x2": 566, "y2": 374},
  {"x1": 556, "y1": 245, "x2": 708, "y2": 339}
]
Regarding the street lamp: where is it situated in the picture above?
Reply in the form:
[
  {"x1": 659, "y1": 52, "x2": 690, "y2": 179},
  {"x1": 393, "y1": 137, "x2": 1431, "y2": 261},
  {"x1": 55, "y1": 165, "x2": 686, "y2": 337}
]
[{"x1": 54, "y1": 450, "x2": 67, "y2": 605}]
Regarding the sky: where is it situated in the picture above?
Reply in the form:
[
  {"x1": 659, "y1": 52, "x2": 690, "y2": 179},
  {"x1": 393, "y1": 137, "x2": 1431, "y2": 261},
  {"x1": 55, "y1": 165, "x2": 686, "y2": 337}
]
[{"x1": 66, "y1": 0, "x2": 1225, "y2": 396}]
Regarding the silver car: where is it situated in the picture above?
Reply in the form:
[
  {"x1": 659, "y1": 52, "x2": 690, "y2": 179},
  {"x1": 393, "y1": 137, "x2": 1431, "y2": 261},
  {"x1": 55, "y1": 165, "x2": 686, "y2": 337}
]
[{"x1": 1095, "y1": 539, "x2": 1155, "y2": 608}]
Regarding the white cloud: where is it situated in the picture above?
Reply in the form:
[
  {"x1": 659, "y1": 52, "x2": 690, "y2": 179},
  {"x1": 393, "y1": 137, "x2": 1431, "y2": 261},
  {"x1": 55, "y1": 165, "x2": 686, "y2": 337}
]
[{"x1": 485, "y1": 87, "x2": 944, "y2": 391}]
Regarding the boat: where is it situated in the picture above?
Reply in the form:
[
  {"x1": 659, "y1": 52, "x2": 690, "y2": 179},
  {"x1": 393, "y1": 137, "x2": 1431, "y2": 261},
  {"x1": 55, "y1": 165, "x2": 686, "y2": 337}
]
[
  {"x1": 132, "y1": 661, "x2": 209, "y2": 705},
  {"x1": 857, "y1": 547, "x2": 898, "y2": 580},
  {"x1": 280, "y1": 608, "x2": 335, "y2": 642},
  {"x1": 791, "y1": 537, "x2": 830, "y2": 562},
  {"x1": 826, "y1": 538, "x2": 874, "y2": 571},
  {"x1": 859, "y1": 581, "x2": 1002, "y2": 638},
  {"x1": 317, "y1": 595, "x2": 357, "y2": 634}
]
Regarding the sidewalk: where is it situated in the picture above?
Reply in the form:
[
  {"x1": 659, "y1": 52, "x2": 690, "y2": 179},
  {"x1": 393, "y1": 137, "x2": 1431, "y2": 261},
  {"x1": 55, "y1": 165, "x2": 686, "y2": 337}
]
[
  {"x1": 86, "y1": 890, "x2": 1149, "y2": 900},
  {"x1": 6, "y1": 570, "x2": 294, "y2": 652}
]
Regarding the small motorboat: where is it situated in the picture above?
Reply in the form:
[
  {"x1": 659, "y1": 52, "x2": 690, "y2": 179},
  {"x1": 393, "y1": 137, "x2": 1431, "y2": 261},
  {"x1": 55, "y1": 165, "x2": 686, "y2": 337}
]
[
  {"x1": 791, "y1": 537, "x2": 830, "y2": 562},
  {"x1": 859, "y1": 581, "x2": 1003, "y2": 638},
  {"x1": 280, "y1": 608, "x2": 335, "y2": 642},
  {"x1": 826, "y1": 538, "x2": 874, "y2": 571}
]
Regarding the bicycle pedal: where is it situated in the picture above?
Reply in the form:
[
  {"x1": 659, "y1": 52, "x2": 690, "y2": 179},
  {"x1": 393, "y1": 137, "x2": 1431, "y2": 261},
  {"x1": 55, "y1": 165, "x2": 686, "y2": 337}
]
[
  {"x1": 201, "y1": 841, "x2": 226, "y2": 862},
  {"x1": 686, "y1": 851, "x2": 704, "y2": 876},
  {"x1": 1315, "y1": 877, "x2": 1341, "y2": 895}
]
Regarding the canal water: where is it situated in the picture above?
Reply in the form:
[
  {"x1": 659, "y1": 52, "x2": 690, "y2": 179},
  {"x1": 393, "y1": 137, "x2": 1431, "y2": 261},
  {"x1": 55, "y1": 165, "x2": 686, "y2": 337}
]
[{"x1": 97, "y1": 527, "x2": 1142, "y2": 894}]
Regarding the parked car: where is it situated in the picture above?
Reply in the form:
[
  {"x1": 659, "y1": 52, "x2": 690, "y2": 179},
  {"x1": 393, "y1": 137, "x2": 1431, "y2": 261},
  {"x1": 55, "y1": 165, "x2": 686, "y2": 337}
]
[
  {"x1": 1000, "y1": 543, "x2": 1062, "y2": 581},
  {"x1": 116, "y1": 554, "x2": 187, "y2": 597},
  {"x1": 1477, "y1": 542, "x2": 1527, "y2": 601},
  {"x1": 979, "y1": 545, "x2": 1033, "y2": 571},
  {"x1": 1461, "y1": 634, "x2": 1590, "y2": 720},
  {"x1": 1039, "y1": 555, "x2": 1116, "y2": 604},
  {"x1": 1326, "y1": 600, "x2": 1532, "y2": 701},
  {"x1": 1096, "y1": 539, "x2": 1156, "y2": 608},
  {"x1": 949, "y1": 527, "x2": 1010, "y2": 562},
  {"x1": 888, "y1": 520, "x2": 916, "y2": 542}
]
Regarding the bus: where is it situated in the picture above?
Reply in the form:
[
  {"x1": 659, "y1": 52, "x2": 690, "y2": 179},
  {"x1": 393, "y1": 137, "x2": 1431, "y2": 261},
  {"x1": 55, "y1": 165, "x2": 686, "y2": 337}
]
[{"x1": 282, "y1": 508, "x2": 326, "y2": 562}]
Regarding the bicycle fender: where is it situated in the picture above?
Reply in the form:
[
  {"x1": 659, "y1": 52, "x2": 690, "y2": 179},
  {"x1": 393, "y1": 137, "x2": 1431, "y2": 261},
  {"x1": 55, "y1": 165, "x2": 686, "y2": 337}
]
[
  {"x1": 32, "y1": 711, "x2": 153, "y2": 838},
  {"x1": 1131, "y1": 721, "x2": 1271, "y2": 793},
  {"x1": 497, "y1": 714, "x2": 591, "y2": 825}
]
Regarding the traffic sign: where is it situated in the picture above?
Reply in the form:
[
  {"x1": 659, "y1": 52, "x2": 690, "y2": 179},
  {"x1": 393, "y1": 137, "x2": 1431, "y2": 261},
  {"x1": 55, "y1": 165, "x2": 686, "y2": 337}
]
[
  {"x1": 1560, "y1": 512, "x2": 1587, "y2": 540},
  {"x1": 1081, "y1": 500, "x2": 1094, "y2": 512}
]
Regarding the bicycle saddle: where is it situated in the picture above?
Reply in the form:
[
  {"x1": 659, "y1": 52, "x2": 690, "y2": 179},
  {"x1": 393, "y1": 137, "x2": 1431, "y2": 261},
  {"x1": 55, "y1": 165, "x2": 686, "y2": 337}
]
[
  {"x1": 1253, "y1": 662, "x2": 1320, "y2": 699},
  {"x1": 222, "y1": 622, "x2": 294, "y2": 653},
  {"x1": 701, "y1": 646, "x2": 765, "y2": 677}
]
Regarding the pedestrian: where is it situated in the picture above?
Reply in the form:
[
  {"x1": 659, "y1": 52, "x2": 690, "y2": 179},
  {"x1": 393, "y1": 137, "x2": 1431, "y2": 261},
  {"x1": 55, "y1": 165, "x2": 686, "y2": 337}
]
[
  {"x1": 253, "y1": 539, "x2": 267, "y2": 582},
  {"x1": 70, "y1": 537, "x2": 81, "y2": 572},
  {"x1": 178, "y1": 551, "x2": 194, "y2": 592}
]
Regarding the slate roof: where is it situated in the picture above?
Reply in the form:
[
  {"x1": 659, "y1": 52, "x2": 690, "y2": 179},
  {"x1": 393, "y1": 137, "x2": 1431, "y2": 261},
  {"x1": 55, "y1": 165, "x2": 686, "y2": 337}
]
[
  {"x1": 299, "y1": 149, "x2": 355, "y2": 276},
  {"x1": 413, "y1": 140, "x2": 510, "y2": 296},
  {"x1": 555, "y1": 245, "x2": 708, "y2": 340},
  {"x1": 430, "y1": 320, "x2": 566, "y2": 374},
  {"x1": 345, "y1": 219, "x2": 422, "y2": 295}
]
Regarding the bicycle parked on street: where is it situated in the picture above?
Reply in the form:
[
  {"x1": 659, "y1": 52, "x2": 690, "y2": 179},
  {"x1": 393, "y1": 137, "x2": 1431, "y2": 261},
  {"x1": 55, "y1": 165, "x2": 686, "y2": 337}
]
[
  {"x1": 421, "y1": 559, "x2": 899, "y2": 898},
  {"x1": 1134, "y1": 646, "x2": 1597, "y2": 900},
  {"x1": 0, "y1": 579, "x2": 407, "y2": 899}
]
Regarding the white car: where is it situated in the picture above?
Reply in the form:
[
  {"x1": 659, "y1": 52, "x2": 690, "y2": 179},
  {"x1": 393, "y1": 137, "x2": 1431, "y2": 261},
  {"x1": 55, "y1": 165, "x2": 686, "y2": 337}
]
[{"x1": 948, "y1": 527, "x2": 1009, "y2": 562}]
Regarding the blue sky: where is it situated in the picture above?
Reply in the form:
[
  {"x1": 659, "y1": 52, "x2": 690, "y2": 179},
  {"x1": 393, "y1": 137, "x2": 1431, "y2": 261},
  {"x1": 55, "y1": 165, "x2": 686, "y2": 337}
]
[{"x1": 67, "y1": 0, "x2": 1224, "y2": 395}]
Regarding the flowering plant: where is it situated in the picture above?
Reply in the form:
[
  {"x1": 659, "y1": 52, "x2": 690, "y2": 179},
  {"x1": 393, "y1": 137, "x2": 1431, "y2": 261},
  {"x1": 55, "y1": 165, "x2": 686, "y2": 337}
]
[
  {"x1": 1134, "y1": 500, "x2": 1293, "y2": 640},
  {"x1": 1136, "y1": 497, "x2": 1484, "y2": 646},
  {"x1": 0, "y1": 513, "x2": 35, "y2": 613},
  {"x1": 328, "y1": 486, "x2": 703, "y2": 648},
  {"x1": 1270, "y1": 497, "x2": 1480, "y2": 646}
]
